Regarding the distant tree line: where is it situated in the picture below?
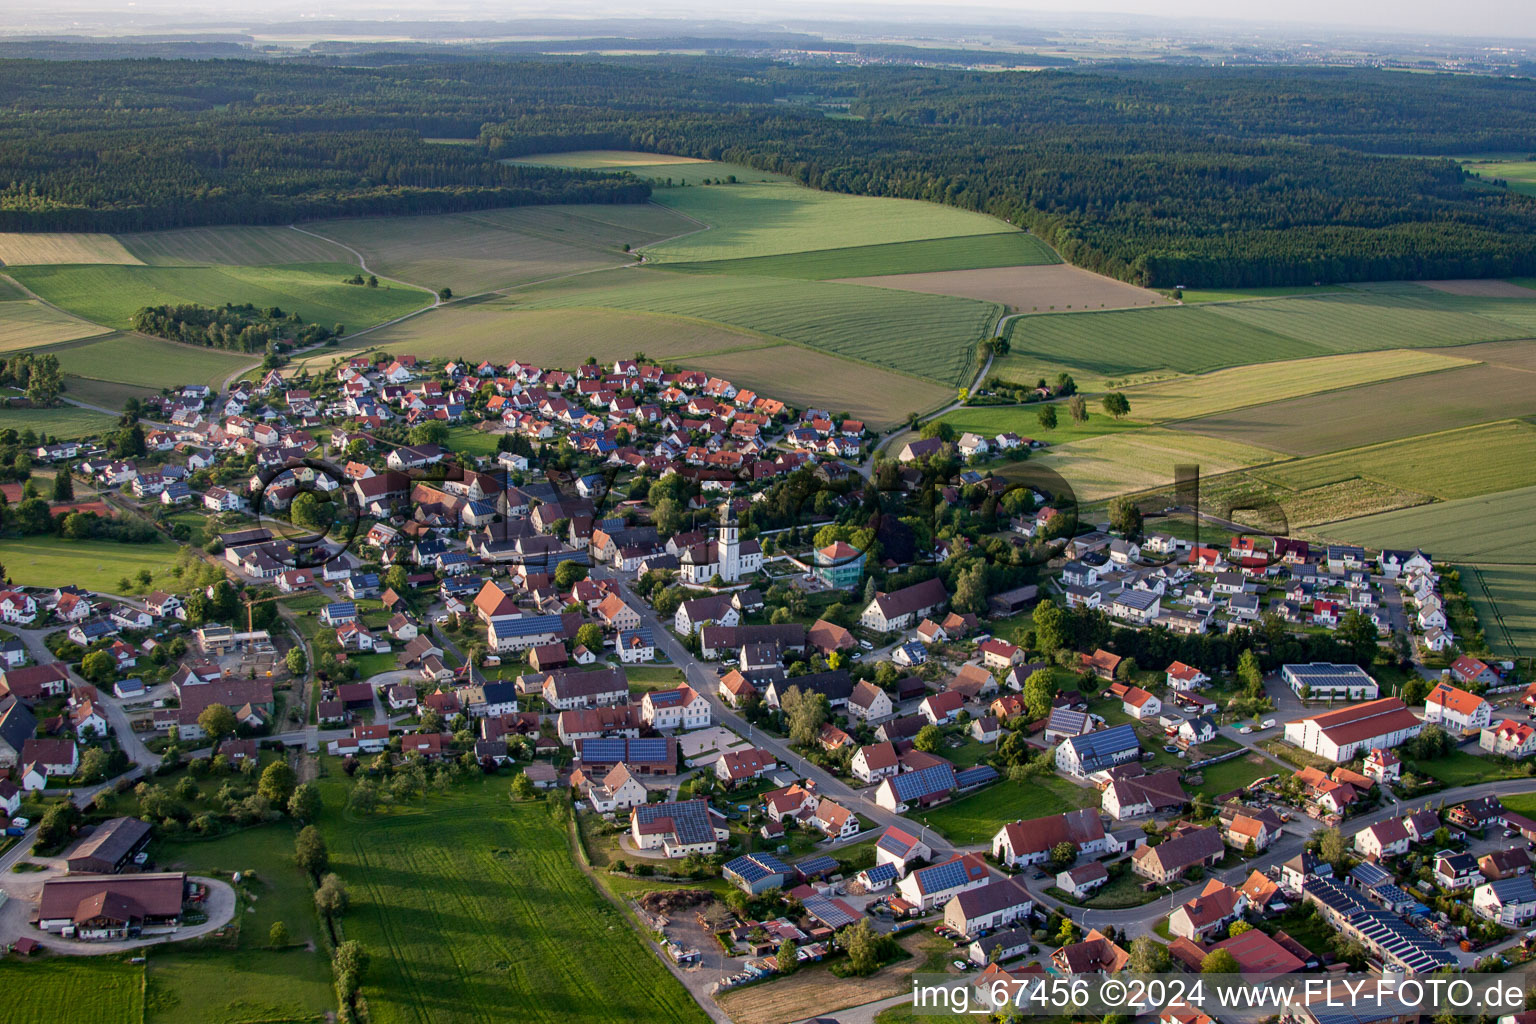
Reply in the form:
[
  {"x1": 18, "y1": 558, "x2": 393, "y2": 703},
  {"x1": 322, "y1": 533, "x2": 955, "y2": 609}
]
[{"x1": 4, "y1": 56, "x2": 1536, "y2": 285}]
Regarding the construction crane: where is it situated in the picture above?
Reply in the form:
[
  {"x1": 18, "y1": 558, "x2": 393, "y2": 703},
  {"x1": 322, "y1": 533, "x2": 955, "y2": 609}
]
[{"x1": 241, "y1": 590, "x2": 289, "y2": 633}]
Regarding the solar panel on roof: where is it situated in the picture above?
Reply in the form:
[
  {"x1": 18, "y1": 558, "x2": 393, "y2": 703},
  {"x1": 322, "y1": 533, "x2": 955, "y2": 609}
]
[
  {"x1": 802, "y1": 894, "x2": 859, "y2": 929},
  {"x1": 797, "y1": 855, "x2": 838, "y2": 876},
  {"x1": 916, "y1": 858, "x2": 972, "y2": 894},
  {"x1": 877, "y1": 832, "x2": 913, "y2": 855},
  {"x1": 892, "y1": 764, "x2": 956, "y2": 800},
  {"x1": 628, "y1": 738, "x2": 668, "y2": 759},
  {"x1": 1350, "y1": 862, "x2": 1392, "y2": 888},
  {"x1": 956, "y1": 765, "x2": 998, "y2": 789},
  {"x1": 863, "y1": 863, "x2": 898, "y2": 884}
]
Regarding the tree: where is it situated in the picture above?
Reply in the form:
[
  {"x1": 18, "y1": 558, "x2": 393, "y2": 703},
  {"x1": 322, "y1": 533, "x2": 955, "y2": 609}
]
[
  {"x1": 348, "y1": 778, "x2": 379, "y2": 813},
  {"x1": 1023, "y1": 669, "x2": 1058, "y2": 720},
  {"x1": 286, "y1": 645, "x2": 307, "y2": 675},
  {"x1": 510, "y1": 772, "x2": 536, "y2": 801},
  {"x1": 289, "y1": 492, "x2": 332, "y2": 533},
  {"x1": 288, "y1": 782, "x2": 322, "y2": 821},
  {"x1": 51, "y1": 466, "x2": 73, "y2": 501},
  {"x1": 437, "y1": 287, "x2": 453, "y2": 300},
  {"x1": 1128, "y1": 934, "x2": 1171, "y2": 973},
  {"x1": 1033, "y1": 598, "x2": 1065, "y2": 655},
  {"x1": 1108, "y1": 496, "x2": 1142, "y2": 539},
  {"x1": 1337, "y1": 609, "x2": 1380, "y2": 666},
  {"x1": 269, "y1": 920, "x2": 290, "y2": 946},
  {"x1": 78, "y1": 746, "x2": 111, "y2": 783},
  {"x1": 1036, "y1": 404, "x2": 1057, "y2": 431},
  {"x1": 783, "y1": 687, "x2": 831, "y2": 748},
  {"x1": 1228, "y1": 920, "x2": 1253, "y2": 936},
  {"x1": 839, "y1": 919, "x2": 884, "y2": 975},
  {"x1": 295, "y1": 825, "x2": 329, "y2": 875},
  {"x1": 314, "y1": 873, "x2": 350, "y2": 918},
  {"x1": 1067, "y1": 394, "x2": 1089, "y2": 424},
  {"x1": 383, "y1": 564, "x2": 410, "y2": 594},
  {"x1": 554, "y1": 560, "x2": 588, "y2": 588},
  {"x1": 409, "y1": 420, "x2": 450, "y2": 446},
  {"x1": 953, "y1": 562, "x2": 988, "y2": 614},
  {"x1": 37, "y1": 801, "x2": 80, "y2": 847},
  {"x1": 1317, "y1": 826, "x2": 1345, "y2": 869},
  {"x1": 1401, "y1": 675, "x2": 1430, "y2": 706},
  {"x1": 259, "y1": 760, "x2": 297, "y2": 806},
  {"x1": 914, "y1": 725, "x2": 942, "y2": 752},
  {"x1": 1049, "y1": 841, "x2": 1076, "y2": 870},
  {"x1": 197, "y1": 703, "x2": 237, "y2": 742},
  {"x1": 80, "y1": 649, "x2": 116, "y2": 684},
  {"x1": 776, "y1": 938, "x2": 797, "y2": 974},
  {"x1": 1114, "y1": 656, "x2": 1137, "y2": 682},
  {"x1": 1237, "y1": 649, "x2": 1263, "y2": 698},
  {"x1": 1101, "y1": 392, "x2": 1131, "y2": 419},
  {"x1": 1201, "y1": 949, "x2": 1240, "y2": 974},
  {"x1": 652, "y1": 497, "x2": 683, "y2": 537},
  {"x1": 575, "y1": 624, "x2": 604, "y2": 653}
]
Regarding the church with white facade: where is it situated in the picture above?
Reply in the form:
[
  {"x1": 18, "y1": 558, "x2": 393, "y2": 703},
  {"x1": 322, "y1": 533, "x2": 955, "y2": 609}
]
[{"x1": 678, "y1": 505, "x2": 762, "y2": 585}]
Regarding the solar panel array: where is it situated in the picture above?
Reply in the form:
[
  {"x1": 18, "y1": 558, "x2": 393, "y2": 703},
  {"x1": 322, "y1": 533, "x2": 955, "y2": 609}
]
[
  {"x1": 802, "y1": 894, "x2": 860, "y2": 929},
  {"x1": 796, "y1": 855, "x2": 839, "y2": 877},
  {"x1": 891, "y1": 763, "x2": 957, "y2": 802},
  {"x1": 1068, "y1": 724, "x2": 1140, "y2": 770},
  {"x1": 723, "y1": 853, "x2": 790, "y2": 885},
  {"x1": 877, "y1": 829, "x2": 916, "y2": 856},
  {"x1": 580, "y1": 737, "x2": 671, "y2": 763},
  {"x1": 633, "y1": 799, "x2": 714, "y2": 845},
  {"x1": 956, "y1": 765, "x2": 999, "y2": 789},
  {"x1": 1305, "y1": 877, "x2": 1454, "y2": 974},
  {"x1": 1349, "y1": 862, "x2": 1392, "y2": 888},
  {"x1": 862, "y1": 863, "x2": 898, "y2": 885},
  {"x1": 915, "y1": 856, "x2": 981, "y2": 895}
]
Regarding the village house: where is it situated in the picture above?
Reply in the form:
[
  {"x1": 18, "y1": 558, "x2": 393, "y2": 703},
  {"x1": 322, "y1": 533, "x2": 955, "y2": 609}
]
[{"x1": 1131, "y1": 826, "x2": 1224, "y2": 884}]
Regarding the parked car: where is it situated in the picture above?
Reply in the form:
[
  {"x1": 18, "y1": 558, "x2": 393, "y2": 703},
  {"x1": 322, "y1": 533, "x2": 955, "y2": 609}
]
[
  {"x1": 952, "y1": 960, "x2": 973, "y2": 971},
  {"x1": 859, "y1": 640, "x2": 873, "y2": 650},
  {"x1": 1239, "y1": 725, "x2": 1253, "y2": 734}
]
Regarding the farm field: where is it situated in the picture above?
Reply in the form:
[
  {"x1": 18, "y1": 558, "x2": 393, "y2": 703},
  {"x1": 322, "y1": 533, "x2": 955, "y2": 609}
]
[
  {"x1": 0, "y1": 957, "x2": 144, "y2": 1024},
  {"x1": 1177, "y1": 284, "x2": 1350, "y2": 303},
  {"x1": 49, "y1": 334, "x2": 256, "y2": 390},
  {"x1": 837, "y1": 262, "x2": 1162, "y2": 312},
  {"x1": 506, "y1": 149, "x2": 710, "y2": 167},
  {"x1": 921, "y1": 776, "x2": 1094, "y2": 845},
  {"x1": 0, "y1": 535, "x2": 186, "y2": 591},
  {"x1": 306, "y1": 204, "x2": 695, "y2": 296},
  {"x1": 63, "y1": 375, "x2": 160, "y2": 408},
  {"x1": 644, "y1": 182, "x2": 1014, "y2": 263},
  {"x1": 0, "y1": 298, "x2": 112, "y2": 351},
  {"x1": 1253, "y1": 420, "x2": 1536, "y2": 501},
  {"x1": 686, "y1": 345, "x2": 952, "y2": 429},
  {"x1": 119, "y1": 224, "x2": 352, "y2": 266},
  {"x1": 1461, "y1": 158, "x2": 1536, "y2": 197},
  {"x1": 718, "y1": 930, "x2": 944, "y2": 1024},
  {"x1": 667, "y1": 231, "x2": 1059, "y2": 280},
  {"x1": 1203, "y1": 287, "x2": 1527, "y2": 351},
  {"x1": 0, "y1": 231, "x2": 141, "y2": 266},
  {"x1": 1419, "y1": 278, "x2": 1536, "y2": 298},
  {"x1": 1324, "y1": 485, "x2": 1536, "y2": 563},
  {"x1": 1173, "y1": 359, "x2": 1536, "y2": 456},
  {"x1": 6, "y1": 262, "x2": 432, "y2": 332},
  {"x1": 1022, "y1": 427, "x2": 1285, "y2": 502},
  {"x1": 0, "y1": 401, "x2": 119, "y2": 438},
  {"x1": 295, "y1": 305, "x2": 769, "y2": 374},
  {"x1": 1122, "y1": 349, "x2": 1474, "y2": 423},
  {"x1": 936, "y1": 406, "x2": 1148, "y2": 447},
  {"x1": 314, "y1": 776, "x2": 710, "y2": 1024},
  {"x1": 146, "y1": 949, "x2": 334, "y2": 1024},
  {"x1": 998, "y1": 305, "x2": 1324, "y2": 381},
  {"x1": 1462, "y1": 564, "x2": 1536, "y2": 657},
  {"x1": 508, "y1": 268, "x2": 1001, "y2": 385}
]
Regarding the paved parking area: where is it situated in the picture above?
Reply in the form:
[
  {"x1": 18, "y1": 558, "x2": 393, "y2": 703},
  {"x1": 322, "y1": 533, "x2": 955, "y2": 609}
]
[{"x1": 678, "y1": 725, "x2": 751, "y2": 766}]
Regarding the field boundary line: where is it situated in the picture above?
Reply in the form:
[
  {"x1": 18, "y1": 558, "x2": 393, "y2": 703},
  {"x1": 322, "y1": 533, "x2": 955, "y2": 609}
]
[
  {"x1": 287, "y1": 224, "x2": 438, "y2": 305},
  {"x1": 1467, "y1": 564, "x2": 1519, "y2": 655},
  {"x1": 0, "y1": 270, "x2": 119, "y2": 336}
]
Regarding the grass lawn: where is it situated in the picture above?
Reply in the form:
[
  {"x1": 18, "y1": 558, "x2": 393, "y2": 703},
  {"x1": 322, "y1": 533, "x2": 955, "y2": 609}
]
[
  {"x1": 0, "y1": 535, "x2": 187, "y2": 592},
  {"x1": 444, "y1": 423, "x2": 503, "y2": 457},
  {"x1": 1188, "y1": 752, "x2": 1273, "y2": 798},
  {"x1": 624, "y1": 664, "x2": 688, "y2": 694},
  {"x1": 347, "y1": 651, "x2": 399, "y2": 680},
  {"x1": 154, "y1": 822, "x2": 324, "y2": 947},
  {"x1": 145, "y1": 948, "x2": 333, "y2": 1024},
  {"x1": 1260, "y1": 905, "x2": 1337, "y2": 956},
  {"x1": 0, "y1": 957, "x2": 145, "y2": 1023},
  {"x1": 1407, "y1": 748, "x2": 1527, "y2": 788},
  {"x1": 922, "y1": 775, "x2": 1095, "y2": 846},
  {"x1": 314, "y1": 773, "x2": 710, "y2": 1024}
]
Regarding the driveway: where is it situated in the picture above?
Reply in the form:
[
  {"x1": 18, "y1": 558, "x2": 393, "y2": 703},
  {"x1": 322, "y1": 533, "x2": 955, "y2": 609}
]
[{"x1": 0, "y1": 866, "x2": 236, "y2": 955}]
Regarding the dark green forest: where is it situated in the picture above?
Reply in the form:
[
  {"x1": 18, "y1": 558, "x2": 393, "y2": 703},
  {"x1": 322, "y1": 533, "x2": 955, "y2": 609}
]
[{"x1": 2, "y1": 56, "x2": 1535, "y2": 286}]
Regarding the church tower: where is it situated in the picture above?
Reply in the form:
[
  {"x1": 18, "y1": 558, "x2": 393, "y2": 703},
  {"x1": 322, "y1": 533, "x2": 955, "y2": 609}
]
[{"x1": 719, "y1": 503, "x2": 741, "y2": 581}]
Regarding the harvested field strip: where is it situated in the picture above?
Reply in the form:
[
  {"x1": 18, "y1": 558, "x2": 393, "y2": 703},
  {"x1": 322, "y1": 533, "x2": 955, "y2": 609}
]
[
  {"x1": 117, "y1": 224, "x2": 353, "y2": 266},
  {"x1": 1254, "y1": 421, "x2": 1536, "y2": 501},
  {"x1": 507, "y1": 269, "x2": 1000, "y2": 385},
  {"x1": 1178, "y1": 284, "x2": 1350, "y2": 303},
  {"x1": 1124, "y1": 350, "x2": 1475, "y2": 423},
  {"x1": 685, "y1": 345, "x2": 952, "y2": 429},
  {"x1": 1173, "y1": 359, "x2": 1536, "y2": 456},
  {"x1": 6, "y1": 261, "x2": 431, "y2": 332},
  {"x1": 293, "y1": 306, "x2": 773, "y2": 373},
  {"x1": 0, "y1": 299, "x2": 112, "y2": 351},
  {"x1": 1000, "y1": 304, "x2": 1324, "y2": 377},
  {"x1": 1204, "y1": 290, "x2": 1526, "y2": 350},
  {"x1": 1461, "y1": 564, "x2": 1536, "y2": 656},
  {"x1": 838, "y1": 262, "x2": 1162, "y2": 313},
  {"x1": 646, "y1": 182, "x2": 1014, "y2": 262},
  {"x1": 47, "y1": 333, "x2": 255, "y2": 390},
  {"x1": 1322, "y1": 485, "x2": 1536, "y2": 564},
  {"x1": 0, "y1": 275, "x2": 28, "y2": 300},
  {"x1": 1014, "y1": 427, "x2": 1285, "y2": 502},
  {"x1": 0, "y1": 231, "x2": 142, "y2": 266},
  {"x1": 507, "y1": 149, "x2": 711, "y2": 167},
  {"x1": 0, "y1": 401, "x2": 119, "y2": 438},
  {"x1": 663, "y1": 231, "x2": 1058, "y2": 279}
]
